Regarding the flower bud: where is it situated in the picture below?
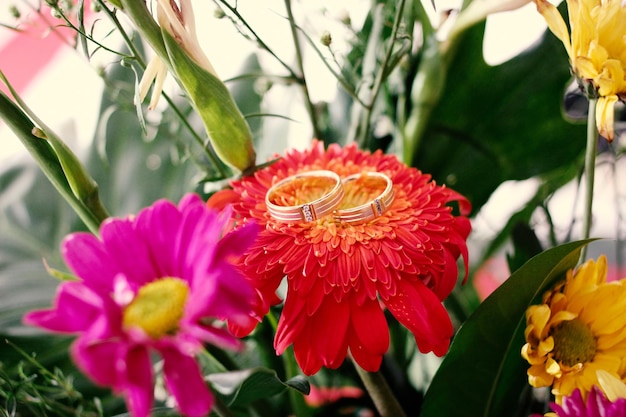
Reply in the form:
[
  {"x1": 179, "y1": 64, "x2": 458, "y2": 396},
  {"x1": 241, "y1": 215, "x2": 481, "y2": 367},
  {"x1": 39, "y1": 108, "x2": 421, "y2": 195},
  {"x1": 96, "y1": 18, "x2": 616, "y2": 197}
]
[{"x1": 320, "y1": 31, "x2": 332, "y2": 47}]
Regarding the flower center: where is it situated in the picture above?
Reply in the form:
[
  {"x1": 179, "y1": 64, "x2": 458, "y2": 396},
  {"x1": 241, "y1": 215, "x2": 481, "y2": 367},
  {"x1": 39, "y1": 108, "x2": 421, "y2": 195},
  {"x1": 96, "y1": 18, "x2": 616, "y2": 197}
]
[
  {"x1": 122, "y1": 277, "x2": 189, "y2": 339},
  {"x1": 551, "y1": 318, "x2": 597, "y2": 367}
]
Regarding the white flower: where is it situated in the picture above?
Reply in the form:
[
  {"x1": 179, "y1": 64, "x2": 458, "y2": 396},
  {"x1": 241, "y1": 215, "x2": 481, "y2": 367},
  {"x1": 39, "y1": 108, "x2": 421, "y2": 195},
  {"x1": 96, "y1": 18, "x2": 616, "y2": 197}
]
[{"x1": 137, "y1": 0, "x2": 218, "y2": 109}]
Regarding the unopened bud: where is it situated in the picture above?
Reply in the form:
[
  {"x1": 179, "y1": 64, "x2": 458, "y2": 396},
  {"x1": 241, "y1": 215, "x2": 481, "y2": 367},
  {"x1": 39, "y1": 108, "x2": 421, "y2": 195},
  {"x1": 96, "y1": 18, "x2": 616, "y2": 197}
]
[
  {"x1": 9, "y1": 5, "x2": 20, "y2": 19},
  {"x1": 320, "y1": 31, "x2": 332, "y2": 47},
  {"x1": 213, "y1": 8, "x2": 225, "y2": 19},
  {"x1": 336, "y1": 9, "x2": 351, "y2": 26}
]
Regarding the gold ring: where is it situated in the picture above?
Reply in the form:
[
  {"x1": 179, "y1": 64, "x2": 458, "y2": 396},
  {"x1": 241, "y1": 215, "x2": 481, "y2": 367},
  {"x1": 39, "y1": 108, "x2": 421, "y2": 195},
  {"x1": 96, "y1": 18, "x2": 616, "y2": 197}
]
[
  {"x1": 265, "y1": 170, "x2": 344, "y2": 223},
  {"x1": 333, "y1": 172, "x2": 394, "y2": 224}
]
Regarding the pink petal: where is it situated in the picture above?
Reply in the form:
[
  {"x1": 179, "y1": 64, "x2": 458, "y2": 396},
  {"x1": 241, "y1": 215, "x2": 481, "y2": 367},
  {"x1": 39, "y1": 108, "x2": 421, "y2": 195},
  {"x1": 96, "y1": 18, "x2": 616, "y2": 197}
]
[
  {"x1": 213, "y1": 217, "x2": 259, "y2": 262},
  {"x1": 135, "y1": 198, "x2": 183, "y2": 279},
  {"x1": 23, "y1": 282, "x2": 103, "y2": 333},
  {"x1": 185, "y1": 222, "x2": 258, "y2": 321},
  {"x1": 177, "y1": 193, "x2": 204, "y2": 212},
  {"x1": 71, "y1": 334, "x2": 125, "y2": 387},
  {"x1": 177, "y1": 202, "x2": 220, "y2": 277},
  {"x1": 123, "y1": 346, "x2": 154, "y2": 417},
  {"x1": 100, "y1": 217, "x2": 157, "y2": 287},
  {"x1": 184, "y1": 323, "x2": 242, "y2": 351},
  {"x1": 160, "y1": 345, "x2": 213, "y2": 417},
  {"x1": 62, "y1": 233, "x2": 118, "y2": 291}
]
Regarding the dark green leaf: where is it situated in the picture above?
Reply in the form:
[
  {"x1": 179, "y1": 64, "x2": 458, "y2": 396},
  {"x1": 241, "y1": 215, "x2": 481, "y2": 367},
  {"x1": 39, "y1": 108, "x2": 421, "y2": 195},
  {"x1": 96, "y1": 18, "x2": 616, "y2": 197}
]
[
  {"x1": 208, "y1": 367, "x2": 309, "y2": 407},
  {"x1": 284, "y1": 375, "x2": 310, "y2": 394},
  {"x1": 414, "y1": 19, "x2": 586, "y2": 212},
  {"x1": 420, "y1": 239, "x2": 594, "y2": 417}
]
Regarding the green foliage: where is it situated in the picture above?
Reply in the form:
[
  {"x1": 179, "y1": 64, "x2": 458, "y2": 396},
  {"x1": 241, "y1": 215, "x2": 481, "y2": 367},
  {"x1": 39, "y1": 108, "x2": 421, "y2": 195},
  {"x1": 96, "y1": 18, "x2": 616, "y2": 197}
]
[
  {"x1": 209, "y1": 368, "x2": 309, "y2": 408},
  {"x1": 413, "y1": 23, "x2": 586, "y2": 211},
  {"x1": 420, "y1": 239, "x2": 594, "y2": 417}
]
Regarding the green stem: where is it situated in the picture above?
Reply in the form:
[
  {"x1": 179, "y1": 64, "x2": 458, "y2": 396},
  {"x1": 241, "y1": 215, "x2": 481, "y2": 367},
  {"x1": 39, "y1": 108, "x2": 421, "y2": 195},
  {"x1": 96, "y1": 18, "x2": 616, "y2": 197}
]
[
  {"x1": 354, "y1": 365, "x2": 407, "y2": 417},
  {"x1": 215, "y1": 0, "x2": 299, "y2": 81},
  {"x1": 0, "y1": 86, "x2": 105, "y2": 234},
  {"x1": 267, "y1": 311, "x2": 312, "y2": 417},
  {"x1": 211, "y1": 394, "x2": 237, "y2": 417},
  {"x1": 579, "y1": 98, "x2": 598, "y2": 263},
  {"x1": 359, "y1": 0, "x2": 407, "y2": 149},
  {"x1": 283, "y1": 0, "x2": 321, "y2": 140},
  {"x1": 347, "y1": 4, "x2": 384, "y2": 146},
  {"x1": 102, "y1": 0, "x2": 229, "y2": 178},
  {"x1": 283, "y1": 347, "x2": 312, "y2": 417}
]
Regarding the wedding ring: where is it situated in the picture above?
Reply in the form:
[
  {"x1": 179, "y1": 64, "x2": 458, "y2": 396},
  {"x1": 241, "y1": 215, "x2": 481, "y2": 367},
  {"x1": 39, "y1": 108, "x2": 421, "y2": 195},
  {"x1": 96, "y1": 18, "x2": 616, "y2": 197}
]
[
  {"x1": 334, "y1": 172, "x2": 395, "y2": 224},
  {"x1": 265, "y1": 170, "x2": 344, "y2": 223}
]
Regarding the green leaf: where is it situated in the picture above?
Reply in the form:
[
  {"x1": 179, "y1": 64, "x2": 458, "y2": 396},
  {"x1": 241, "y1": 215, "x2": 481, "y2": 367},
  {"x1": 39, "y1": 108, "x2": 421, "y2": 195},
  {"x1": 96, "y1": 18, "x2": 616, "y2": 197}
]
[
  {"x1": 0, "y1": 72, "x2": 110, "y2": 230},
  {"x1": 420, "y1": 239, "x2": 594, "y2": 417},
  {"x1": 0, "y1": 88, "x2": 105, "y2": 234},
  {"x1": 208, "y1": 367, "x2": 309, "y2": 407},
  {"x1": 414, "y1": 19, "x2": 586, "y2": 212}
]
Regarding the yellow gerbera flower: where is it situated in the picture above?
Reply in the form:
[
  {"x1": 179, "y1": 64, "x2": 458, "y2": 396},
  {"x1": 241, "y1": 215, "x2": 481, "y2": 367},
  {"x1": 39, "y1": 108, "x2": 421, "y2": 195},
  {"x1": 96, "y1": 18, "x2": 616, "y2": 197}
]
[
  {"x1": 521, "y1": 255, "x2": 626, "y2": 403},
  {"x1": 534, "y1": 0, "x2": 626, "y2": 141}
]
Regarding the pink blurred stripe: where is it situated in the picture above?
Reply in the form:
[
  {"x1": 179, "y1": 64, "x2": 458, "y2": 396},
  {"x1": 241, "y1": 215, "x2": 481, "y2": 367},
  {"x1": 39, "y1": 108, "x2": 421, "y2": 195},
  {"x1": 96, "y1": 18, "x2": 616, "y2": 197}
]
[
  {"x1": 0, "y1": 2, "x2": 92, "y2": 96},
  {"x1": 0, "y1": 30, "x2": 66, "y2": 95}
]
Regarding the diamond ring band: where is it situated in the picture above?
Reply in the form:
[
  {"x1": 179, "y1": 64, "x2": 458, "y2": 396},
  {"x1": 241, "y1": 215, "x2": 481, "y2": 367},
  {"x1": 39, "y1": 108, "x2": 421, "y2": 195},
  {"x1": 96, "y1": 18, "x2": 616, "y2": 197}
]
[
  {"x1": 333, "y1": 172, "x2": 395, "y2": 225},
  {"x1": 265, "y1": 170, "x2": 394, "y2": 225},
  {"x1": 265, "y1": 170, "x2": 344, "y2": 223}
]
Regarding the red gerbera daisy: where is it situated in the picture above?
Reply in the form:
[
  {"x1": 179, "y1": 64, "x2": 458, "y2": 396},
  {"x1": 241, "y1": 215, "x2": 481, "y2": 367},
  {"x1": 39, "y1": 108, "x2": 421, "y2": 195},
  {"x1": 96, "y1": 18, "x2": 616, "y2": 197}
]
[{"x1": 227, "y1": 140, "x2": 471, "y2": 375}]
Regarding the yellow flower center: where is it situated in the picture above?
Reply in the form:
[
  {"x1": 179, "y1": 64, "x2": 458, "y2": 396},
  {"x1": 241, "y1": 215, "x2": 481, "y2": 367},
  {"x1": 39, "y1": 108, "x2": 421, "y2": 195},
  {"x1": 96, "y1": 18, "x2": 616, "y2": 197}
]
[
  {"x1": 122, "y1": 277, "x2": 189, "y2": 338},
  {"x1": 551, "y1": 319, "x2": 597, "y2": 367}
]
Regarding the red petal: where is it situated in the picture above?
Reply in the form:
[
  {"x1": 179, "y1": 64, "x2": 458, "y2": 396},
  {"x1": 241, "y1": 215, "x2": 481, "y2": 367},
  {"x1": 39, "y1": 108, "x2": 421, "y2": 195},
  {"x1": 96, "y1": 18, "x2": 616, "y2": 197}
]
[
  {"x1": 350, "y1": 298, "x2": 389, "y2": 358},
  {"x1": 383, "y1": 279, "x2": 453, "y2": 356},
  {"x1": 274, "y1": 290, "x2": 308, "y2": 354}
]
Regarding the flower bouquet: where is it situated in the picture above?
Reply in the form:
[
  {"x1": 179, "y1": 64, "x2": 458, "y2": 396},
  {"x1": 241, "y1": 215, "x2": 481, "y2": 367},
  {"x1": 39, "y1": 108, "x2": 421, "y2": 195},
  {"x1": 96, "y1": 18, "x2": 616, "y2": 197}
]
[{"x1": 1, "y1": 0, "x2": 626, "y2": 416}]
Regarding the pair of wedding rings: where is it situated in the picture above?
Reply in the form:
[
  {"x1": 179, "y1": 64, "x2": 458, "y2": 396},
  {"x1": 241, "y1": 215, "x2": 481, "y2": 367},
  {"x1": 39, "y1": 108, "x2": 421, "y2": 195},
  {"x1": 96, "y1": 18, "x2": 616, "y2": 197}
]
[{"x1": 265, "y1": 170, "x2": 395, "y2": 225}]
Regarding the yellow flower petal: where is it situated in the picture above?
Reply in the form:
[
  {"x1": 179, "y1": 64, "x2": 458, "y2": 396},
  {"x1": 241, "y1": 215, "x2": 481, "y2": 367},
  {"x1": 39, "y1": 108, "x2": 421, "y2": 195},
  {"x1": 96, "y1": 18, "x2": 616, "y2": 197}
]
[
  {"x1": 534, "y1": 0, "x2": 573, "y2": 60},
  {"x1": 596, "y1": 95, "x2": 618, "y2": 141},
  {"x1": 597, "y1": 369, "x2": 626, "y2": 401}
]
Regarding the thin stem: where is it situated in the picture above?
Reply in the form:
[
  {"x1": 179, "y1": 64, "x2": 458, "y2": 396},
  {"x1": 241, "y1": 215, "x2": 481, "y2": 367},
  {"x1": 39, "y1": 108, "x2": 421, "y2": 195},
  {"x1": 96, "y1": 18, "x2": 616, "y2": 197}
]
[
  {"x1": 347, "y1": 4, "x2": 384, "y2": 145},
  {"x1": 50, "y1": 3, "x2": 131, "y2": 56},
  {"x1": 214, "y1": 0, "x2": 299, "y2": 80},
  {"x1": 98, "y1": 0, "x2": 229, "y2": 178},
  {"x1": 580, "y1": 98, "x2": 598, "y2": 262},
  {"x1": 212, "y1": 394, "x2": 238, "y2": 417},
  {"x1": 282, "y1": 347, "x2": 313, "y2": 417},
  {"x1": 611, "y1": 150, "x2": 625, "y2": 280},
  {"x1": 354, "y1": 365, "x2": 407, "y2": 417},
  {"x1": 283, "y1": 0, "x2": 321, "y2": 139},
  {"x1": 360, "y1": 0, "x2": 407, "y2": 149},
  {"x1": 295, "y1": 28, "x2": 366, "y2": 107},
  {"x1": 267, "y1": 311, "x2": 312, "y2": 417}
]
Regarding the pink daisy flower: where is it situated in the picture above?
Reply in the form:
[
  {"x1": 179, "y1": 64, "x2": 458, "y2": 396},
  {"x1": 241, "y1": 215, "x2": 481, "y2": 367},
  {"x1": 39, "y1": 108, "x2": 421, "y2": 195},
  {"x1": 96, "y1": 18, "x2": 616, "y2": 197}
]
[{"x1": 24, "y1": 194, "x2": 259, "y2": 417}]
